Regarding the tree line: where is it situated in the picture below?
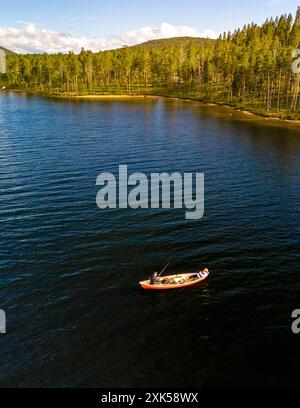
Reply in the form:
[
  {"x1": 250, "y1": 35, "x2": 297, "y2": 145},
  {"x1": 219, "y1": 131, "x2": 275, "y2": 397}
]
[{"x1": 2, "y1": 8, "x2": 300, "y2": 118}]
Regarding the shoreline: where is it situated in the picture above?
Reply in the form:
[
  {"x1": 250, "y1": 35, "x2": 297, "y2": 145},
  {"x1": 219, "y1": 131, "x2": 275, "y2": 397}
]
[
  {"x1": 5, "y1": 90, "x2": 300, "y2": 125},
  {"x1": 74, "y1": 94, "x2": 158, "y2": 99},
  {"x1": 66, "y1": 94, "x2": 300, "y2": 125}
]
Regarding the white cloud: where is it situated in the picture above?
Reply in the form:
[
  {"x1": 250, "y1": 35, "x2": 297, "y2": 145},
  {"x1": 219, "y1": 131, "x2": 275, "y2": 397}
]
[{"x1": 0, "y1": 22, "x2": 219, "y2": 54}]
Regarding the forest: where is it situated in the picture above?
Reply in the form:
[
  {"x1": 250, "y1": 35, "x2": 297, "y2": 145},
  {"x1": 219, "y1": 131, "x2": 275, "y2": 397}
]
[{"x1": 2, "y1": 8, "x2": 300, "y2": 119}]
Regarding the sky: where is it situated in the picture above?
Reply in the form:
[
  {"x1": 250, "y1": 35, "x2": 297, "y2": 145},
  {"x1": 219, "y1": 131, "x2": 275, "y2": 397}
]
[{"x1": 0, "y1": 0, "x2": 299, "y2": 53}]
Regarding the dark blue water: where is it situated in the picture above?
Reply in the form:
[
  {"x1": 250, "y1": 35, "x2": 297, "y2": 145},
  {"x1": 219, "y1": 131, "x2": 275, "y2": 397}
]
[{"x1": 0, "y1": 93, "x2": 300, "y2": 387}]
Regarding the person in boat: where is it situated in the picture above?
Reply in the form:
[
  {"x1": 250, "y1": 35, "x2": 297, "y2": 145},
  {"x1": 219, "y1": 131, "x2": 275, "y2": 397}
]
[{"x1": 149, "y1": 272, "x2": 159, "y2": 285}]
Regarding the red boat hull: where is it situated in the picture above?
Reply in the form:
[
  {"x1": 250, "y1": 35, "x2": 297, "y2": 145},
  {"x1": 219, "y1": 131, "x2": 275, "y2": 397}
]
[{"x1": 139, "y1": 271, "x2": 209, "y2": 290}]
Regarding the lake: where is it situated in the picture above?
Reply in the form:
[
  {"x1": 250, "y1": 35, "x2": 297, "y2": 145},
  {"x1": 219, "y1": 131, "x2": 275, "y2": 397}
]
[{"x1": 0, "y1": 93, "x2": 300, "y2": 387}]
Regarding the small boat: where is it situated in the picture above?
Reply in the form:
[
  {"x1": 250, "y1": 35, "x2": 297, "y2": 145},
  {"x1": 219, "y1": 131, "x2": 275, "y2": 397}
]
[{"x1": 140, "y1": 269, "x2": 209, "y2": 290}]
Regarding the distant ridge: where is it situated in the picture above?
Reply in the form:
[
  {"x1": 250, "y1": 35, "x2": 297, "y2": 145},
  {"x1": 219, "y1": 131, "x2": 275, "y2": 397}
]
[
  {"x1": 0, "y1": 38, "x2": 213, "y2": 56},
  {"x1": 131, "y1": 36, "x2": 214, "y2": 49}
]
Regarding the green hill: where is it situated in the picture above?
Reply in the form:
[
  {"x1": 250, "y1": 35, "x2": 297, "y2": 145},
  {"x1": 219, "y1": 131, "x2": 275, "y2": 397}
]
[{"x1": 132, "y1": 36, "x2": 214, "y2": 49}]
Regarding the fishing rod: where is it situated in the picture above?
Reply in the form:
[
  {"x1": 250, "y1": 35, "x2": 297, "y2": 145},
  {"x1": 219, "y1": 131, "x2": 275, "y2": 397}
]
[{"x1": 158, "y1": 262, "x2": 170, "y2": 277}]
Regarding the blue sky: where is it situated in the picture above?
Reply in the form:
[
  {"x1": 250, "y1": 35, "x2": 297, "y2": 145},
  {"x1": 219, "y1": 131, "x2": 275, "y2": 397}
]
[
  {"x1": 1, "y1": 0, "x2": 299, "y2": 36},
  {"x1": 0, "y1": 0, "x2": 299, "y2": 53}
]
